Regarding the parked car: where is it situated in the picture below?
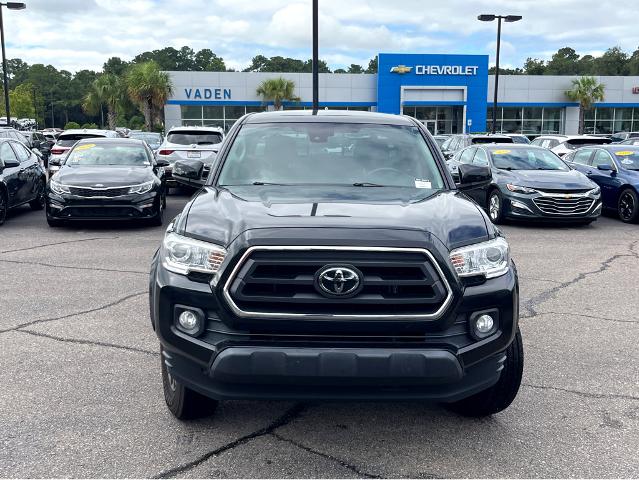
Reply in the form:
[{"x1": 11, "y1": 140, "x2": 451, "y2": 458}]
[
  {"x1": 433, "y1": 135, "x2": 450, "y2": 147},
  {"x1": 502, "y1": 134, "x2": 531, "y2": 144},
  {"x1": 46, "y1": 138, "x2": 169, "y2": 226},
  {"x1": 156, "y1": 126, "x2": 224, "y2": 189},
  {"x1": 129, "y1": 131, "x2": 163, "y2": 152},
  {"x1": 0, "y1": 138, "x2": 47, "y2": 226},
  {"x1": 440, "y1": 134, "x2": 514, "y2": 159},
  {"x1": 530, "y1": 135, "x2": 611, "y2": 157},
  {"x1": 618, "y1": 138, "x2": 639, "y2": 146},
  {"x1": 449, "y1": 144, "x2": 601, "y2": 224},
  {"x1": 150, "y1": 110, "x2": 523, "y2": 420},
  {"x1": 610, "y1": 132, "x2": 639, "y2": 143},
  {"x1": 20, "y1": 131, "x2": 51, "y2": 165},
  {"x1": 0, "y1": 127, "x2": 29, "y2": 144},
  {"x1": 48, "y1": 129, "x2": 118, "y2": 176},
  {"x1": 563, "y1": 145, "x2": 639, "y2": 223}
]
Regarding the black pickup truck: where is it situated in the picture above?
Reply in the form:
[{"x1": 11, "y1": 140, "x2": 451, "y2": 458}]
[{"x1": 149, "y1": 110, "x2": 523, "y2": 419}]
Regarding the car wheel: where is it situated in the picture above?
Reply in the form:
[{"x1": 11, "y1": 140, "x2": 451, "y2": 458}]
[
  {"x1": 161, "y1": 348, "x2": 218, "y2": 420},
  {"x1": 487, "y1": 190, "x2": 505, "y2": 224},
  {"x1": 0, "y1": 190, "x2": 7, "y2": 226},
  {"x1": 46, "y1": 215, "x2": 64, "y2": 227},
  {"x1": 447, "y1": 328, "x2": 523, "y2": 417},
  {"x1": 618, "y1": 189, "x2": 639, "y2": 223},
  {"x1": 149, "y1": 200, "x2": 164, "y2": 226},
  {"x1": 29, "y1": 180, "x2": 46, "y2": 211}
]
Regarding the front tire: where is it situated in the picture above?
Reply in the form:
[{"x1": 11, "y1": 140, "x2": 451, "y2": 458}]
[
  {"x1": 148, "y1": 199, "x2": 164, "y2": 226},
  {"x1": 161, "y1": 349, "x2": 218, "y2": 420},
  {"x1": 487, "y1": 189, "x2": 505, "y2": 224},
  {"x1": 0, "y1": 190, "x2": 7, "y2": 226},
  {"x1": 447, "y1": 329, "x2": 524, "y2": 417},
  {"x1": 618, "y1": 188, "x2": 639, "y2": 223},
  {"x1": 29, "y1": 180, "x2": 46, "y2": 211}
]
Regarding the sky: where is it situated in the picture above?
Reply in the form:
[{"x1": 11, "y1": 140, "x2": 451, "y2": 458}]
[{"x1": 3, "y1": 0, "x2": 638, "y2": 73}]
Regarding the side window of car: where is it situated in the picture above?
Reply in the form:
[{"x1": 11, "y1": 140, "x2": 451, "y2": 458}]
[
  {"x1": 592, "y1": 150, "x2": 614, "y2": 168},
  {"x1": 0, "y1": 142, "x2": 19, "y2": 164},
  {"x1": 11, "y1": 142, "x2": 31, "y2": 163},
  {"x1": 473, "y1": 148, "x2": 489, "y2": 166},
  {"x1": 563, "y1": 152, "x2": 575, "y2": 163},
  {"x1": 459, "y1": 147, "x2": 477, "y2": 164},
  {"x1": 573, "y1": 149, "x2": 593, "y2": 166},
  {"x1": 441, "y1": 137, "x2": 452, "y2": 150}
]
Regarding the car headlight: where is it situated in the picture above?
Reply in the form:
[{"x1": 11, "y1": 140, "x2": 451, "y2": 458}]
[
  {"x1": 128, "y1": 181, "x2": 154, "y2": 194},
  {"x1": 506, "y1": 184, "x2": 537, "y2": 194},
  {"x1": 162, "y1": 231, "x2": 227, "y2": 275},
  {"x1": 449, "y1": 237, "x2": 510, "y2": 279},
  {"x1": 589, "y1": 186, "x2": 601, "y2": 196},
  {"x1": 49, "y1": 180, "x2": 70, "y2": 195}
]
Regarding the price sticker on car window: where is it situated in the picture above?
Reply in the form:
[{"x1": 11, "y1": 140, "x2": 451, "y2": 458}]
[
  {"x1": 614, "y1": 150, "x2": 633, "y2": 156},
  {"x1": 492, "y1": 149, "x2": 511, "y2": 154},
  {"x1": 414, "y1": 178, "x2": 432, "y2": 189},
  {"x1": 621, "y1": 159, "x2": 634, "y2": 165},
  {"x1": 75, "y1": 144, "x2": 96, "y2": 151}
]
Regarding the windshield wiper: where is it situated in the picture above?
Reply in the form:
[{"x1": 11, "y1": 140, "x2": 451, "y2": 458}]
[
  {"x1": 352, "y1": 182, "x2": 386, "y2": 187},
  {"x1": 251, "y1": 181, "x2": 288, "y2": 186},
  {"x1": 497, "y1": 166, "x2": 515, "y2": 171}
]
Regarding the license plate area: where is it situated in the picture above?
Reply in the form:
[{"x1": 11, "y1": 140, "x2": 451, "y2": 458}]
[{"x1": 187, "y1": 151, "x2": 201, "y2": 158}]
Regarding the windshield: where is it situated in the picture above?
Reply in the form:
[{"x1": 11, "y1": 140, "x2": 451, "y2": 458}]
[
  {"x1": 218, "y1": 122, "x2": 445, "y2": 189},
  {"x1": 65, "y1": 144, "x2": 151, "y2": 166},
  {"x1": 489, "y1": 148, "x2": 569, "y2": 171},
  {"x1": 57, "y1": 134, "x2": 105, "y2": 148},
  {"x1": 130, "y1": 132, "x2": 162, "y2": 143},
  {"x1": 611, "y1": 149, "x2": 639, "y2": 170},
  {"x1": 167, "y1": 130, "x2": 222, "y2": 145}
]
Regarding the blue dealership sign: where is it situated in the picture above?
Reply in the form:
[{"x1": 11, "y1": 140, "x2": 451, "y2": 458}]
[{"x1": 377, "y1": 53, "x2": 489, "y2": 133}]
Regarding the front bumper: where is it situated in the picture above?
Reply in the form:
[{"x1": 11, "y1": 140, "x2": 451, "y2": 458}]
[
  {"x1": 151, "y1": 250, "x2": 519, "y2": 402},
  {"x1": 46, "y1": 191, "x2": 160, "y2": 220},
  {"x1": 500, "y1": 188, "x2": 601, "y2": 222}
]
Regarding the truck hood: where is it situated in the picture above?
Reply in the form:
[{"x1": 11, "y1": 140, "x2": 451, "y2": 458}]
[{"x1": 182, "y1": 186, "x2": 491, "y2": 250}]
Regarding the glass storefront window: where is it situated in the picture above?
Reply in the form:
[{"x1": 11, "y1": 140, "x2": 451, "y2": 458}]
[
  {"x1": 245, "y1": 106, "x2": 267, "y2": 113},
  {"x1": 181, "y1": 105, "x2": 202, "y2": 120},
  {"x1": 584, "y1": 108, "x2": 596, "y2": 120},
  {"x1": 522, "y1": 120, "x2": 542, "y2": 135},
  {"x1": 182, "y1": 119, "x2": 203, "y2": 126},
  {"x1": 502, "y1": 107, "x2": 522, "y2": 120},
  {"x1": 542, "y1": 120, "x2": 562, "y2": 134},
  {"x1": 202, "y1": 106, "x2": 224, "y2": 119},
  {"x1": 414, "y1": 107, "x2": 437, "y2": 120},
  {"x1": 203, "y1": 120, "x2": 224, "y2": 129},
  {"x1": 225, "y1": 106, "x2": 246, "y2": 119},
  {"x1": 596, "y1": 108, "x2": 613, "y2": 120},
  {"x1": 543, "y1": 108, "x2": 562, "y2": 121},
  {"x1": 523, "y1": 107, "x2": 543, "y2": 119}
]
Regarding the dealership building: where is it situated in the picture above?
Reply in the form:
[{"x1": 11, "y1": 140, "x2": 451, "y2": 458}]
[{"x1": 164, "y1": 53, "x2": 639, "y2": 136}]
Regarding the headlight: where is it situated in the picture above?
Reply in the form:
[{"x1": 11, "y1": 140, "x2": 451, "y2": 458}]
[
  {"x1": 449, "y1": 237, "x2": 510, "y2": 279},
  {"x1": 128, "y1": 181, "x2": 154, "y2": 194},
  {"x1": 589, "y1": 186, "x2": 601, "y2": 196},
  {"x1": 506, "y1": 184, "x2": 537, "y2": 194},
  {"x1": 162, "y1": 231, "x2": 227, "y2": 275},
  {"x1": 50, "y1": 180, "x2": 70, "y2": 195}
]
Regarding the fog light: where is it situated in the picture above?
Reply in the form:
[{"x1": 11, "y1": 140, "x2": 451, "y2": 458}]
[
  {"x1": 178, "y1": 310, "x2": 199, "y2": 330},
  {"x1": 475, "y1": 314, "x2": 494, "y2": 333}
]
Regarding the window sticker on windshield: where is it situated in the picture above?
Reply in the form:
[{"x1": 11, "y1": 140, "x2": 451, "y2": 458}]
[
  {"x1": 621, "y1": 159, "x2": 634, "y2": 165},
  {"x1": 492, "y1": 149, "x2": 511, "y2": 154},
  {"x1": 75, "y1": 144, "x2": 95, "y2": 151},
  {"x1": 615, "y1": 150, "x2": 633, "y2": 156},
  {"x1": 415, "y1": 179, "x2": 432, "y2": 189}
]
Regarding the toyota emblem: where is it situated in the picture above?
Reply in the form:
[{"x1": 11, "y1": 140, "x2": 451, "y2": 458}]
[{"x1": 315, "y1": 265, "x2": 362, "y2": 298}]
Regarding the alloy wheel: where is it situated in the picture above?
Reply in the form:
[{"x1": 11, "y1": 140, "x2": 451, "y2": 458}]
[
  {"x1": 0, "y1": 193, "x2": 6, "y2": 224},
  {"x1": 489, "y1": 194, "x2": 500, "y2": 221},
  {"x1": 619, "y1": 191, "x2": 636, "y2": 221}
]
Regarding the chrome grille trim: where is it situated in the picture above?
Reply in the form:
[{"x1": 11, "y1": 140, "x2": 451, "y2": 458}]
[
  {"x1": 532, "y1": 196, "x2": 595, "y2": 215},
  {"x1": 221, "y1": 246, "x2": 454, "y2": 321}
]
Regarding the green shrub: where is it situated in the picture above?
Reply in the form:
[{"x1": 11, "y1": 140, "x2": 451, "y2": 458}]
[
  {"x1": 81, "y1": 123, "x2": 98, "y2": 129},
  {"x1": 64, "y1": 121, "x2": 81, "y2": 130}
]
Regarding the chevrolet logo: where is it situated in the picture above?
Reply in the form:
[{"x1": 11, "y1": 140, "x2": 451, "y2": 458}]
[
  {"x1": 390, "y1": 65, "x2": 412, "y2": 74},
  {"x1": 564, "y1": 194, "x2": 573, "y2": 199}
]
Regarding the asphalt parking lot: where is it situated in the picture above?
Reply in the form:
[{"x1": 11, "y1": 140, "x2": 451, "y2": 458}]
[{"x1": 0, "y1": 192, "x2": 638, "y2": 478}]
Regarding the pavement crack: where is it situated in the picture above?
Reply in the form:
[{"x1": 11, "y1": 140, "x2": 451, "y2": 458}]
[
  {"x1": 152, "y1": 403, "x2": 307, "y2": 479},
  {"x1": 0, "y1": 236, "x2": 119, "y2": 255},
  {"x1": 523, "y1": 383, "x2": 639, "y2": 401},
  {"x1": 272, "y1": 432, "x2": 382, "y2": 478},
  {"x1": 0, "y1": 258, "x2": 147, "y2": 276},
  {"x1": 520, "y1": 311, "x2": 639, "y2": 325},
  {"x1": 0, "y1": 291, "x2": 146, "y2": 334},
  {"x1": 16, "y1": 329, "x2": 158, "y2": 356},
  {"x1": 521, "y1": 239, "x2": 639, "y2": 317}
]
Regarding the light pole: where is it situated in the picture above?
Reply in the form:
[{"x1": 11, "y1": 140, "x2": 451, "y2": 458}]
[
  {"x1": 312, "y1": 0, "x2": 318, "y2": 111},
  {"x1": 478, "y1": 14, "x2": 521, "y2": 134},
  {"x1": 0, "y1": 2, "x2": 26, "y2": 127}
]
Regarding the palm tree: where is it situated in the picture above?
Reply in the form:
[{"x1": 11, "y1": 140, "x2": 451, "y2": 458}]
[
  {"x1": 126, "y1": 61, "x2": 173, "y2": 131},
  {"x1": 256, "y1": 78, "x2": 300, "y2": 110},
  {"x1": 565, "y1": 76, "x2": 605, "y2": 134},
  {"x1": 82, "y1": 74, "x2": 125, "y2": 130}
]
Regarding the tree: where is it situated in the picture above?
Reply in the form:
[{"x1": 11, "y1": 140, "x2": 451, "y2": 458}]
[
  {"x1": 256, "y1": 78, "x2": 300, "y2": 110},
  {"x1": 126, "y1": 61, "x2": 173, "y2": 131},
  {"x1": 194, "y1": 49, "x2": 226, "y2": 71},
  {"x1": 103, "y1": 57, "x2": 130, "y2": 76},
  {"x1": 0, "y1": 82, "x2": 36, "y2": 119},
  {"x1": 334, "y1": 68, "x2": 347, "y2": 74},
  {"x1": 523, "y1": 58, "x2": 546, "y2": 75},
  {"x1": 594, "y1": 47, "x2": 629, "y2": 75},
  {"x1": 83, "y1": 74, "x2": 125, "y2": 130},
  {"x1": 545, "y1": 47, "x2": 580, "y2": 75},
  {"x1": 347, "y1": 64, "x2": 364, "y2": 74},
  {"x1": 365, "y1": 57, "x2": 378, "y2": 74},
  {"x1": 565, "y1": 76, "x2": 605, "y2": 134}
]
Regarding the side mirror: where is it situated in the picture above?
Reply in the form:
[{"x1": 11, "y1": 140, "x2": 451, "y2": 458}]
[
  {"x1": 49, "y1": 157, "x2": 62, "y2": 166},
  {"x1": 597, "y1": 163, "x2": 614, "y2": 171},
  {"x1": 155, "y1": 158, "x2": 170, "y2": 167},
  {"x1": 173, "y1": 160, "x2": 203, "y2": 180},
  {"x1": 457, "y1": 164, "x2": 492, "y2": 190},
  {"x1": 1, "y1": 157, "x2": 20, "y2": 168}
]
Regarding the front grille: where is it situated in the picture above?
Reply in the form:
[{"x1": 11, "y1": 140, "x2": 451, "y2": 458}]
[
  {"x1": 223, "y1": 247, "x2": 452, "y2": 319},
  {"x1": 62, "y1": 206, "x2": 140, "y2": 218},
  {"x1": 68, "y1": 186, "x2": 130, "y2": 197},
  {"x1": 533, "y1": 195, "x2": 594, "y2": 215}
]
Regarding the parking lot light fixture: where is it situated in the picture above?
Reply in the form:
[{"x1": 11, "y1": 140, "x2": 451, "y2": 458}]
[
  {"x1": 478, "y1": 13, "x2": 522, "y2": 134},
  {"x1": 0, "y1": 2, "x2": 27, "y2": 127}
]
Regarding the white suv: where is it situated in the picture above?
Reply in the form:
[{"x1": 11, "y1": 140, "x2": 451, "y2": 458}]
[
  {"x1": 156, "y1": 126, "x2": 224, "y2": 189},
  {"x1": 531, "y1": 135, "x2": 611, "y2": 157},
  {"x1": 48, "y1": 129, "x2": 118, "y2": 175}
]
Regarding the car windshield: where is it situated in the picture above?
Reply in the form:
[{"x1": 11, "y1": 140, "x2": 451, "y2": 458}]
[
  {"x1": 218, "y1": 122, "x2": 445, "y2": 189},
  {"x1": 489, "y1": 147, "x2": 569, "y2": 171},
  {"x1": 65, "y1": 144, "x2": 150, "y2": 166},
  {"x1": 57, "y1": 134, "x2": 105, "y2": 147},
  {"x1": 611, "y1": 149, "x2": 639, "y2": 170},
  {"x1": 130, "y1": 133, "x2": 162, "y2": 146},
  {"x1": 167, "y1": 130, "x2": 222, "y2": 145}
]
